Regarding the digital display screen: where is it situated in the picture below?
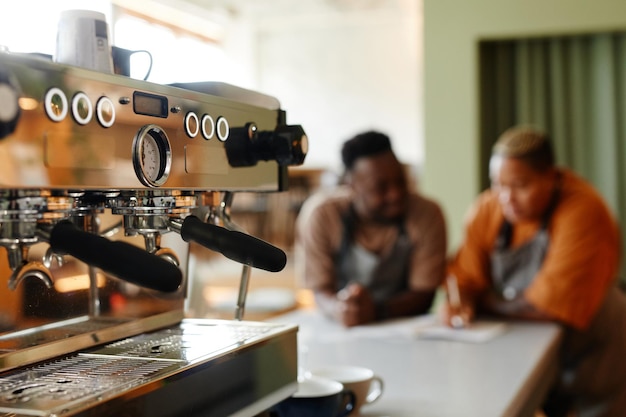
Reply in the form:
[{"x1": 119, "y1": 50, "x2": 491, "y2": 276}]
[{"x1": 133, "y1": 91, "x2": 168, "y2": 118}]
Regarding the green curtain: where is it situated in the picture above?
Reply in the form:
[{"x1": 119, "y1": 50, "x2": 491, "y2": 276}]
[{"x1": 480, "y1": 33, "x2": 626, "y2": 279}]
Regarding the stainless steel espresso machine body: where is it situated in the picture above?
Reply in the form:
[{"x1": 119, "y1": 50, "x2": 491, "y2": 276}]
[{"x1": 0, "y1": 51, "x2": 306, "y2": 416}]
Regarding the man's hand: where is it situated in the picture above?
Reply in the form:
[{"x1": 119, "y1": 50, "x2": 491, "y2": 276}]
[{"x1": 335, "y1": 283, "x2": 376, "y2": 327}]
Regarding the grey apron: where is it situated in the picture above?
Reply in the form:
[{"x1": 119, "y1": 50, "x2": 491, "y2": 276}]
[
  {"x1": 490, "y1": 190, "x2": 626, "y2": 417},
  {"x1": 335, "y1": 205, "x2": 412, "y2": 304}
]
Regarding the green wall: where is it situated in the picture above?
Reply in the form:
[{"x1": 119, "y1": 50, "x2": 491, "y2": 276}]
[{"x1": 423, "y1": 0, "x2": 626, "y2": 251}]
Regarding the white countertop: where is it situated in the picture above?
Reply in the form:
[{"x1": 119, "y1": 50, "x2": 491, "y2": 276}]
[{"x1": 269, "y1": 309, "x2": 562, "y2": 417}]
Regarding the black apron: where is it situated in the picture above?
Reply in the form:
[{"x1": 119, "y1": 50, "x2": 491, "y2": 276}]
[
  {"x1": 490, "y1": 188, "x2": 626, "y2": 417},
  {"x1": 335, "y1": 205, "x2": 412, "y2": 304}
]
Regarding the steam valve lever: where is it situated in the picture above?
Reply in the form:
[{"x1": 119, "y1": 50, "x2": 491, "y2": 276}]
[
  {"x1": 48, "y1": 221, "x2": 182, "y2": 292},
  {"x1": 176, "y1": 215, "x2": 287, "y2": 272},
  {"x1": 225, "y1": 123, "x2": 308, "y2": 167}
]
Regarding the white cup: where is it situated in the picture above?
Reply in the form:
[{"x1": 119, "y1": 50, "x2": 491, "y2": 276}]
[
  {"x1": 54, "y1": 10, "x2": 113, "y2": 73},
  {"x1": 311, "y1": 365, "x2": 383, "y2": 415}
]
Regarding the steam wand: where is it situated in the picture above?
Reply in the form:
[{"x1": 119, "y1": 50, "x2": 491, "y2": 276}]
[
  {"x1": 167, "y1": 199, "x2": 251, "y2": 319},
  {"x1": 219, "y1": 192, "x2": 252, "y2": 321},
  {"x1": 83, "y1": 213, "x2": 101, "y2": 316},
  {"x1": 167, "y1": 192, "x2": 287, "y2": 320}
]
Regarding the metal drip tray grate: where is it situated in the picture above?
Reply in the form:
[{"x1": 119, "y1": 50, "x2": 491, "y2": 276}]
[
  {"x1": 0, "y1": 311, "x2": 184, "y2": 372},
  {"x1": 89, "y1": 320, "x2": 277, "y2": 361},
  {"x1": 0, "y1": 319, "x2": 291, "y2": 416},
  {"x1": 0, "y1": 354, "x2": 181, "y2": 415},
  {"x1": 0, "y1": 316, "x2": 131, "y2": 351}
]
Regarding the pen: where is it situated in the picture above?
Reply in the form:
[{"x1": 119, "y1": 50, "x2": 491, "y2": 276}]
[{"x1": 446, "y1": 274, "x2": 465, "y2": 329}]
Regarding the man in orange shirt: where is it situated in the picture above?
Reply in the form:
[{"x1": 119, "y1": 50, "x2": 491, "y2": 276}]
[
  {"x1": 443, "y1": 126, "x2": 626, "y2": 416},
  {"x1": 296, "y1": 131, "x2": 447, "y2": 327}
]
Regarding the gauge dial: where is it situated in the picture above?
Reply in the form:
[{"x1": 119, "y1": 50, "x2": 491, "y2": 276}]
[
  {"x1": 132, "y1": 125, "x2": 172, "y2": 187},
  {"x1": 142, "y1": 134, "x2": 161, "y2": 181}
]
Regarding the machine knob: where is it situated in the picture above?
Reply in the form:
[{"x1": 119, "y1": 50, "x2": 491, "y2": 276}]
[
  {"x1": 0, "y1": 62, "x2": 20, "y2": 139},
  {"x1": 225, "y1": 123, "x2": 308, "y2": 167}
]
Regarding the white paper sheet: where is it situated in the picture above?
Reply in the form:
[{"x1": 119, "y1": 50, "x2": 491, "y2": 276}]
[
  {"x1": 346, "y1": 315, "x2": 507, "y2": 343},
  {"x1": 412, "y1": 318, "x2": 508, "y2": 343}
]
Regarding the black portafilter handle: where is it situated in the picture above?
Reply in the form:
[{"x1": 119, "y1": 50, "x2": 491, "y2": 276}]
[
  {"x1": 179, "y1": 215, "x2": 287, "y2": 273},
  {"x1": 49, "y1": 221, "x2": 182, "y2": 292}
]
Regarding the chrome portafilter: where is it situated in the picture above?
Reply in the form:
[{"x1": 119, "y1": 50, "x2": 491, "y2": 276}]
[
  {"x1": 108, "y1": 190, "x2": 200, "y2": 268},
  {"x1": 39, "y1": 220, "x2": 183, "y2": 293},
  {"x1": 0, "y1": 191, "x2": 74, "y2": 291},
  {"x1": 0, "y1": 190, "x2": 185, "y2": 295},
  {"x1": 108, "y1": 189, "x2": 285, "y2": 267},
  {"x1": 108, "y1": 190, "x2": 288, "y2": 319}
]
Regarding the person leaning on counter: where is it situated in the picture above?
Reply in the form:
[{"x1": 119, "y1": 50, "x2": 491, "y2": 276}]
[
  {"x1": 295, "y1": 131, "x2": 447, "y2": 327},
  {"x1": 442, "y1": 126, "x2": 626, "y2": 417}
]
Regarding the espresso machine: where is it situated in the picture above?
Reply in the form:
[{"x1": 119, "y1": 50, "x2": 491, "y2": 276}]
[{"x1": 0, "y1": 50, "x2": 307, "y2": 416}]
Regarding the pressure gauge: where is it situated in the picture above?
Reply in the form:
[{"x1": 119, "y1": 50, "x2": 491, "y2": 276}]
[{"x1": 132, "y1": 124, "x2": 172, "y2": 187}]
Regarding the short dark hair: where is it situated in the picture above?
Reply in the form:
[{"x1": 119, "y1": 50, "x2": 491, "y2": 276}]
[
  {"x1": 341, "y1": 131, "x2": 393, "y2": 170},
  {"x1": 492, "y1": 126, "x2": 555, "y2": 172}
]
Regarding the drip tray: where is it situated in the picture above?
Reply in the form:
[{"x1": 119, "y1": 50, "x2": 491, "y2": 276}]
[
  {"x1": 0, "y1": 354, "x2": 181, "y2": 415},
  {"x1": 86, "y1": 319, "x2": 279, "y2": 363},
  {"x1": 0, "y1": 319, "x2": 297, "y2": 417},
  {"x1": 0, "y1": 311, "x2": 185, "y2": 372}
]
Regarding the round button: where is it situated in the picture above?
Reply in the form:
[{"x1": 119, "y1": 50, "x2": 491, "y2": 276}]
[
  {"x1": 96, "y1": 97, "x2": 116, "y2": 128},
  {"x1": 216, "y1": 116, "x2": 229, "y2": 142},
  {"x1": 44, "y1": 87, "x2": 68, "y2": 122},
  {"x1": 71, "y1": 92, "x2": 93, "y2": 125},
  {"x1": 185, "y1": 112, "x2": 199, "y2": 138},
  {"x1": 201, "y1": 114, "x2": 215, "y2": 140}
]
